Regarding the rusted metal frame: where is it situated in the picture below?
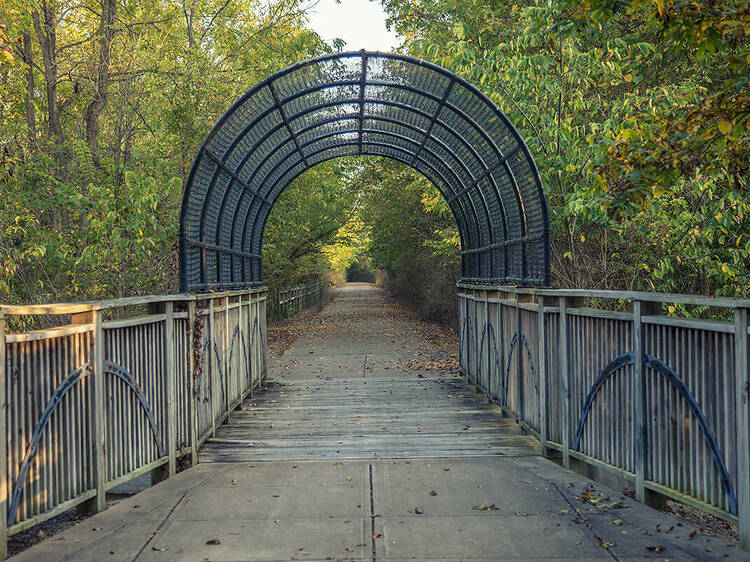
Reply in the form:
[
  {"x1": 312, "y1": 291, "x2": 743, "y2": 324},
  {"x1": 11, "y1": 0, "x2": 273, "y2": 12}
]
[
  {"x1": 357, "y1": 52, "x2": 368, "y2": 154},
  {"x1": 245, "y1": 138, "x2": 480, "y2": 282}
]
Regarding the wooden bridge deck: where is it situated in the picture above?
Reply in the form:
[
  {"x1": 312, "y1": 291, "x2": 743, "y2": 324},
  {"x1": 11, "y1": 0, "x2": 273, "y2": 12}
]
[
  {"x1": 12, "y1": 284, "x2": 746, "y2": 561},
  {"x1": 201, "y1": 283, "x2": 539, "y2": 462}
]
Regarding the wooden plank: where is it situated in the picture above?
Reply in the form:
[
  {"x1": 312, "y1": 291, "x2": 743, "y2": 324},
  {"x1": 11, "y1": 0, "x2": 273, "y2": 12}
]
[
  {"x1": 537, "y1": 295, "x2": 548, "y2": 454},
  {"x1": 165, "y1": 302, "x2": 176, "y2": 477},
  {"x1": 559, "y1": 297, "x2": 570, "y2": 468},
  {"x1": 0, "y1": 312, "x2": 6, "y2": 559},
  {"x1": 633, "y1": 300, "x2": 647, "y2": 503},
  {"x1": 456, "y1": 282, "x2": 750, "y2": 309},
  {"x1": 93, "y1": 310, "x2": 106, "y2": 512},
  {"x1": 188, "y1": 301, "x2": 199, "y2": 466},
  {"x1": 735, "y1": 307, "x2": 750, "y2": 548}
]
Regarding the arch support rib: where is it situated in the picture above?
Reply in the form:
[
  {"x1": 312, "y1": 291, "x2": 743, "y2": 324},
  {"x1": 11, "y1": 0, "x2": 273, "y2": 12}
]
[
  {"x1": 358, "y1": 52, "x2": 368, "y2": 154},
  {"x1": 268, "y1": 81, "x2": 309, "y2": 168}
]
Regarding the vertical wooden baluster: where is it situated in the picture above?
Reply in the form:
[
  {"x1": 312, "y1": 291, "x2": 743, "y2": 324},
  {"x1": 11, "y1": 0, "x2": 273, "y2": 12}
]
[
  {"x1": 209, "y1": 298, "x2": 217, "y2": 438},
  {"x1": 559, "y1": 297, "x2": 570, "y2": 468},
  {"x1": 166, "y1": 302, "x2": 176, "y2": 477},
  {"x1": 735, "y1": 307, "x2": 749, "y2": 548},
  {"x1": 537, "y1": 296, "x2": 548, "y2": 455},
  {"x1": 633, "y1": 300, "x2": 647, "y2": 503},
  {"x1": 92, "y1": 309, "x2": 106, "y2": 512},
  {"x1": 0, "y1": 312, "x2": 7, "y2": 559},
  {"x1": 516, "y1": 292, "x2": 523, "y2": 427},
  {"x1": 224, "y1": 296, "x2": 230, "y2": 421}
]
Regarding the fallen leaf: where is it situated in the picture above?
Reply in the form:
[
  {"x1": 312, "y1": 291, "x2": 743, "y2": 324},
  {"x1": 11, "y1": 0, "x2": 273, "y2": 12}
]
[
  {"x1": 206, "y1": 538, "x2": 221, "y2": 545},
  {"x1": 613, "y1": 519, "x2": 623, "y2": 526},
  {"x1": 647, "y1": 546, "x2": 665, "y2": 552},
  {"x1": 152, "y1": 546, "x2": 168, "y2": 552}
]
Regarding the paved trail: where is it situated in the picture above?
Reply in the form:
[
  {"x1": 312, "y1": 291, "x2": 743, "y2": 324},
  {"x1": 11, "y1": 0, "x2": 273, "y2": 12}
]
[{"x1": 15, "y1": 284, "x2": 747, "y2": 561}]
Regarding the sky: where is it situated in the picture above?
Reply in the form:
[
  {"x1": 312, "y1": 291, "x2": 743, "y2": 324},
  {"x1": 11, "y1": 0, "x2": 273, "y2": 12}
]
[{"x1": 305, "y1": 0, "x2": 401, "y2": 52}]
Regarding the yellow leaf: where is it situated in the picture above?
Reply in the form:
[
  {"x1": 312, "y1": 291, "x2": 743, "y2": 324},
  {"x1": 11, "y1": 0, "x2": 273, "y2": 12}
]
[
  {"x1": 580, "y1": 234, "x2": 585, "y2": 243},
  {"x1": 722, "y1": 263, "x2": 729, "y2": 274},
  {"x1": 624, "y1": 73, "x2": 632, "y2": 82},
  {"x1": 718, "y1": 119, "x2": 732, "y2": 135},
  {"x1": 667, "y1": 305, "x2": 676, "y2": 314}
]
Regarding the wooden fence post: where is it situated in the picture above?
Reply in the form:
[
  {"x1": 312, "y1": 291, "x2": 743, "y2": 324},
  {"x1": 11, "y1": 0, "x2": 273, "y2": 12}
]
[
  {"x1": 497, "y1": 292, "x2": 505, "y2": 413},
  {"x1": 0, "y1": 312, "x2": 7, "y2": 559},
  {"x1": 188, "y1": 301, "x2": 199, "y2": 465},
  {"x1": 559, "y1": 297, "x2": 570, "y2": 468},
  {"x1": 735, "y1": 307, "x2": 750, "y2": 549},
  {"x1": 537, "y1": 295, "x2": 548, "y2": 454},
  {"x1": 224, "y1": 296, "x2": 230, "y2": 422},
  {"x1": 92, "y1": 309, "x2": 106, "y2": 512},
  {"x1": 633, "y1": 300, "x2": 647, "y2": 503},
  {"x1": 165, "y1": 302, "x2": 176, "y2": 477},
  {"x1": 209, "y1": 298, "x2": 217, "y2": 437},
  {"x1": 482, "y1": 290, "x2": 492, "y2": 392}
]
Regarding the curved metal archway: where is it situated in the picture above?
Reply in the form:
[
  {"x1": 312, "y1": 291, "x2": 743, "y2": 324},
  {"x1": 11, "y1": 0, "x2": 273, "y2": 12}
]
[{"x1": 179, "y1": 51, "x2": 550, "y2": 291}]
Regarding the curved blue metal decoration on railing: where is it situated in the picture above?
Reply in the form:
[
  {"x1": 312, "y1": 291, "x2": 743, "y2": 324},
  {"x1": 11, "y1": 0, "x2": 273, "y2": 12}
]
[
  {"x1": 8, "y1": 360, "x2": 164, "y2": 526},
  {"x1": 459, "y1": 306, "x2": 472, "y2": 376},
  {"x1": 477, "y1": 321, "x2": 503, "y2": 398},
  {"x1": 573, "y1": 352, "x2": 737, "y2": 515},
  {"x1": 572, "y1": 352, "x2": 634, "y2": 450},
  {"x1": 503, "y1": 332, "x2": 539, "y2": 407}
]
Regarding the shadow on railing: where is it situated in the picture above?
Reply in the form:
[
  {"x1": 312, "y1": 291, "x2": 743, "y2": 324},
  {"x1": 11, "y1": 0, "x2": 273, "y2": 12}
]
[
  {"x1": 457, "y1": 283, "x2": 750, "y2": 550},
  {"x1": 0, "y1": 289, "x2": 268, "y2": 558}
]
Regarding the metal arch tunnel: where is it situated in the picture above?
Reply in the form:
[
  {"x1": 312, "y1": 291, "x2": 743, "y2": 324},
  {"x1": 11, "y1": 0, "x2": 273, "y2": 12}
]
[{"x1": 179, "y1": 51, "x2": 550, "y2": 291}]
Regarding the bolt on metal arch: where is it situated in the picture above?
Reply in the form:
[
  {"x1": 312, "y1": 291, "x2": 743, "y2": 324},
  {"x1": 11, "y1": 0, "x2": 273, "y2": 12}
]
[{"x1": 179, "y1": 50, "x2": 550, "y2": 292}]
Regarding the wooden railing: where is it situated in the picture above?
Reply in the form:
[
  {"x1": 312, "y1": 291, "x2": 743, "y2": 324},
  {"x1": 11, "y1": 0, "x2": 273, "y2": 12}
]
[
  {"x1": 0, "y1": 289, "x2": 267, "y2": 558},
  {"x1": 457, "y1": 284, "x2": 750, "y2": 550},
  {"x1": 268, "y1": 281, "x2": 323, "y2": 321}
]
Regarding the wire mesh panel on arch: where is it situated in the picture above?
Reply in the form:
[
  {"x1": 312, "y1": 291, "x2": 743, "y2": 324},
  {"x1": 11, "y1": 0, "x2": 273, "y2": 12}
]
[{"x1": 179, "y1": 51, "x2": 550, "y2": 292}]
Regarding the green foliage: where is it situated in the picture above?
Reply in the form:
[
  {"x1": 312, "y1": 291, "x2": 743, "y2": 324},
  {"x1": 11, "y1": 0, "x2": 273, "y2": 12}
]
[
  {"x1": 0, "y1": 0, "x2": 325, "y2": 303},
  {"x1": 381, "y1": 0, "x2": 749, "y2": 297}
]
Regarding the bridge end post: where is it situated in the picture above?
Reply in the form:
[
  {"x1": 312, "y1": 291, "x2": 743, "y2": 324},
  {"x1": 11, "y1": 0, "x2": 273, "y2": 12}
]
[
  {"x1": 165, "y1": 302, "x2": 177, "y2": 478},
  {"x1": 735, "y1": 307, "x2": 750, "y2": 550},
  {"x1": 93, "y1": 310, "x2": 107, "y2": 513},
  {"x1": 0, "y1": 312, "x2": 7, "y2": 560},
  {"x1": 559, "y1": 297, "x2": 570, "y2": 468},
  {"x1": 537, "y1": 295, "x2": 548, "y2": 456}
]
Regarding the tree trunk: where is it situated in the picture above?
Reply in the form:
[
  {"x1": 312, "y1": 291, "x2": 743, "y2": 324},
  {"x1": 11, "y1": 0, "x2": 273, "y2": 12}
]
[
  {"x1": 84, "y1": 0, "x2": 117, "y2": 165},
  {"x1": 22, "y1": 33, "x2": 37, "y2": 151},
  {"x1": 32, "y1": 2, "x2": 64, "y2": 154}
]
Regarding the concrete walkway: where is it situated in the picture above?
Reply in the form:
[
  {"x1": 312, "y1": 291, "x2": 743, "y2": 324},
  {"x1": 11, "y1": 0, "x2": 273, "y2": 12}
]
[{"x1": 14, "y1": 284, "x2": 748, "y2": 561}]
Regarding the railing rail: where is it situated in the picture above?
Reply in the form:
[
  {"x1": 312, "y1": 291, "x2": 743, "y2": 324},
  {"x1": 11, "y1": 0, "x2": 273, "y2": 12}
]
[
  {"x1": 0, "y1": 288, "x2": 267, "y2": 558},
  {"x1": 268, "y1": 281, "x2": 323, "y2": 321},
  {"x1": 457, "y1": 283, "x2": 750, "y2": 550}
]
